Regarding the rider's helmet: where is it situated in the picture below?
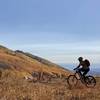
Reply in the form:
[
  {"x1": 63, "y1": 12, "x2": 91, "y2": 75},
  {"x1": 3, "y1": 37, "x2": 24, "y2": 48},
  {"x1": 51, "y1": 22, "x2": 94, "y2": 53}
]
[{"x1": 78, "y1": 57, "x2": 83, "y2": 61}]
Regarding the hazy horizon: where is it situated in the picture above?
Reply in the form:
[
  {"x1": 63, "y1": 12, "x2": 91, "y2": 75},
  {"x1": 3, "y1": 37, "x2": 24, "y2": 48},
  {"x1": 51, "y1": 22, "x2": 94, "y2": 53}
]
[{"x1": 0, "y1": 0, "x2": 100, "y2": 65}]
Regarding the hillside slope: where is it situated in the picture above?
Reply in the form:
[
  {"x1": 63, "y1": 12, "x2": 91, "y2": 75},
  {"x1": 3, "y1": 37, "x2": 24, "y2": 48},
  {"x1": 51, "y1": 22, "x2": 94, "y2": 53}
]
[
  {"x1": 0, "y1": 45, "x2": 100, "y2": 100},
  {"x1": 0, "y1": 45, "x2": 71, "y2": 78}
]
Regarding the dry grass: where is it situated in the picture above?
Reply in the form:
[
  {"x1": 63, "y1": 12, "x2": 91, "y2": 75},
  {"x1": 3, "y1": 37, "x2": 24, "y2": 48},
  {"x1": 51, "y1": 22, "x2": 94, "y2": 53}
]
[
  {"x1": 0, "y1": 69, "x2": 99, "y2": 100},
  {"x1": 0, "y1": 46, "x2": 100, "y2": 100}
]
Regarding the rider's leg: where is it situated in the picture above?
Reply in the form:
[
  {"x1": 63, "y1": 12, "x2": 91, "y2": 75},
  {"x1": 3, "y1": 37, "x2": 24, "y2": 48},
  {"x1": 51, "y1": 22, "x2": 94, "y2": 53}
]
[
  {"x1": 83, "y1": 68, "x2": 90, "y2": 78},
  {"x1": 78, "y1": 68, "x2": 83, "y2": 76}
]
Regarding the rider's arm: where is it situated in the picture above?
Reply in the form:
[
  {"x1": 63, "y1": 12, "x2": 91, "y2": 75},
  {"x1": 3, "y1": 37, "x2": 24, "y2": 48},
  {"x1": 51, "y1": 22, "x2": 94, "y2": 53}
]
[
  {"x1": 74, "y1": 64, "x2": 80, "y2": 70},
  {"x1": 77, "y1": 64, "x2": 81, "y2": 68}
]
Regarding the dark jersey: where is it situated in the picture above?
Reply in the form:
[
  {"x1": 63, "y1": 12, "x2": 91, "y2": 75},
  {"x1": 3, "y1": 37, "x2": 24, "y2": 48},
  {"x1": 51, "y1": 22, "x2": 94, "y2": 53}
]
[{"x1": 78, "y1": 59, "x2": 90, "y2": 69}]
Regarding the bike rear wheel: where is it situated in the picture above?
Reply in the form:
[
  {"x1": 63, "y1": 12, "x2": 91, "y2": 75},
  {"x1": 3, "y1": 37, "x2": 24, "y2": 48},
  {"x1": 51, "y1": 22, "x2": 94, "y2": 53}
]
[
  {"x1": 84, "y1": 75, "x2": 96, "y2": 88},
  {"x1": 67, "y1": 75, "x2": 78, "y2": 87}
]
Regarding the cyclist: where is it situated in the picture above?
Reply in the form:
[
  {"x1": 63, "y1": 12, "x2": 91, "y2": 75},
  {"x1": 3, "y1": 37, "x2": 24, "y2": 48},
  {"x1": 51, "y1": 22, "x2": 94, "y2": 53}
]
[{"x1": 74, "y1": 57, "x2": 90, "y2": 79}]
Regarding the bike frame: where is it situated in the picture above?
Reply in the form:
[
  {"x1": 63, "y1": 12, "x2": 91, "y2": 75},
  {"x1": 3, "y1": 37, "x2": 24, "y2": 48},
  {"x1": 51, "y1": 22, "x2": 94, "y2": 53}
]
[{"x1": 74, "y1": 69, "x2": 84, "y2": 81}]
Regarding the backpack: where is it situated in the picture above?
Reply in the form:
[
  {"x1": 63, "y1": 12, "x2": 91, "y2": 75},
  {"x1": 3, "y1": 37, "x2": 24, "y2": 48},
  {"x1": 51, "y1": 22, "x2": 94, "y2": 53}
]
[{"x1": 84, "y1": 59, "x2": 90, "y2": 67}]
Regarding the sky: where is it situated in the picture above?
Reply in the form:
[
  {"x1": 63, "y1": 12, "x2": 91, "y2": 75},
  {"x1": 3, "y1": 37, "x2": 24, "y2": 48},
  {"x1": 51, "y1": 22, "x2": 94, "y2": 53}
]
[{"x1": 0, "y1": 0, "x2": 100, "y2": 65}]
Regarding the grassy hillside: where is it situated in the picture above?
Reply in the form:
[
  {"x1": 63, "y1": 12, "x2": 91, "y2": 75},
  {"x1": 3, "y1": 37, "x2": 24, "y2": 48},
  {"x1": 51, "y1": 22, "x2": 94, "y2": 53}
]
[
  {"x1": 0, "y1": 45, "x2": 71, "y2": 78},
  {"x1": 0, "y1": 45, "x2": 100, "y2": 100}
]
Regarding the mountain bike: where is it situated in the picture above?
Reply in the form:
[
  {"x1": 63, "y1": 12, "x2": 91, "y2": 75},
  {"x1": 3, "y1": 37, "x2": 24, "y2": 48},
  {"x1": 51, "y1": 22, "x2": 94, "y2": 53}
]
[{"x1": 67, "y1": 68, "x2": 96, "y2": 88}]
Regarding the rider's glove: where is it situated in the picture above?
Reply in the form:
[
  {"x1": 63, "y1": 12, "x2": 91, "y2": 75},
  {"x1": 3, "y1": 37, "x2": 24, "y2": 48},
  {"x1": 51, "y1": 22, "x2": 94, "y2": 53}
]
[{"x1": 74, "y1": 68, "x2": 77, "y2": 70}]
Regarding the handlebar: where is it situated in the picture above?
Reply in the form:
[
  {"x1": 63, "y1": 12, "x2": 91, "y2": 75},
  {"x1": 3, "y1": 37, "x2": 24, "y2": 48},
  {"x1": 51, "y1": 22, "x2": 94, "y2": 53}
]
[{"x1": 73, "y1": 68, "x2": 79, "y2": 72}]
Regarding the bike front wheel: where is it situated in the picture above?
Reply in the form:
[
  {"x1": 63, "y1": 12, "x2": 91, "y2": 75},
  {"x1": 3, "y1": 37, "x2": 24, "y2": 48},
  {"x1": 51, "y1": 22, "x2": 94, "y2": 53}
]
[
  {"x1": 84, "y1": 75, "x2": 96, "y2": 88},
  {"x1": 67, "y1": 75, "x2": 78, "y2": 87}
]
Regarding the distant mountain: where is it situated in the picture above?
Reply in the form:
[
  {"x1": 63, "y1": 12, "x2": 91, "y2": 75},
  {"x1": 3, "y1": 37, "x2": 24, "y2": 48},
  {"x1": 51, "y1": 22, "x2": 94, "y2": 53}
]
[{"x1": 0, "y1": 45, "x2": 71, "y2": 78}]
